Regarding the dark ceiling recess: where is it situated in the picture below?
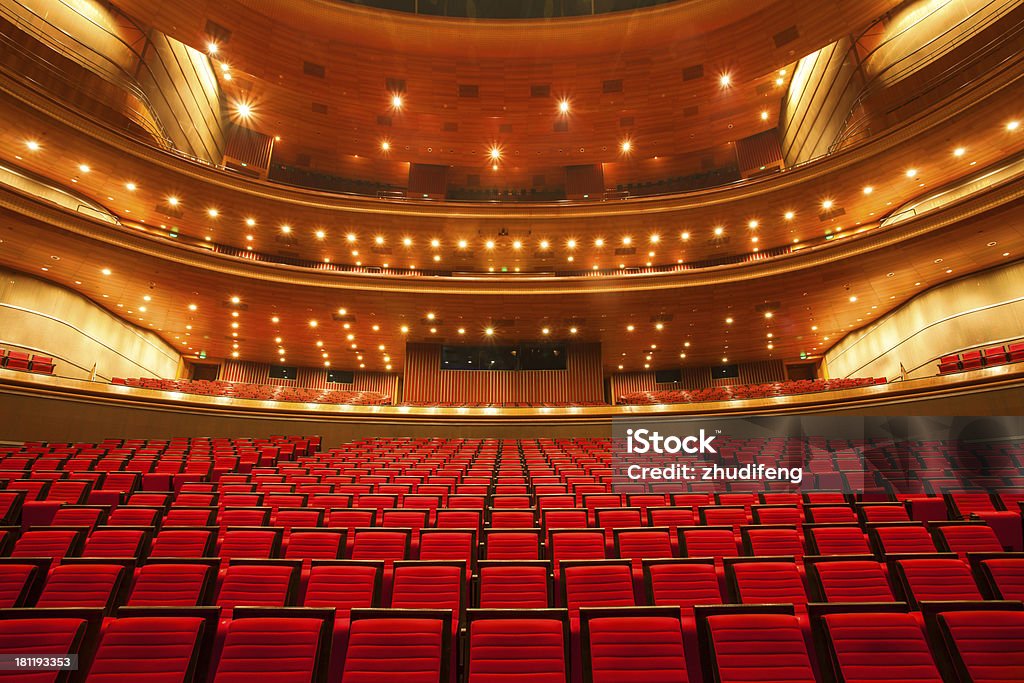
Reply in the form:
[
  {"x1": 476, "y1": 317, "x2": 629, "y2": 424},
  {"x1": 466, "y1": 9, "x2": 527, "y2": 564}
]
[
  {"x1": 458, "y1": 84, "x2": 479, "y2": 97},
  {"x1": 303, "y1": 61, "x2": 326, "y2": 78},
  {"x1": 531, "y1": 85, "x2": 551, "y2": 97},
  {"x1": 682, "y1": 64, "x2": 704, "y2": 81},
  {"x1": 773, "y1": 25, "x2": 800, "y2": 47},
  {"x1": 204, "y1": 20, "x2": 231, "y2": 43},
  {"x1": 602, "y1": 79, "x2": 623, "y2": 93}
]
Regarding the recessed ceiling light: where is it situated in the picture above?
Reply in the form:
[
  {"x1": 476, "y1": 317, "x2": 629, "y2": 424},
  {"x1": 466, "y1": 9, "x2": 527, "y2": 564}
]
[
  {"x1": 681, "y1": 231, "x2": 690, "y2": 240},
  {"x1": 714, "y1": 227, "x2": 724, "y2": 236},
  {"x1": 391, "y1": 94, "x2": 403, "y2": 109},
  {"x1": 558, "y1": 99, "x2": 570, "y2": 114},
  {"x1": 78, "y1": 164, "x2": 90, "y2": 173},
  {"x1": 953, "y1": 147, "x2": 966, "y2": 157},
  {"x1": 566, "y1": 239, "x2": 577, "y2": 249},
  {"x1": 484, "y1": 327, "x2": 494, "y2": 336},
  {"x1": 821, "y1": 199, "x2": 833, "y2": 210},
  {"x1": 649, "y1": 234, "x2": 660, "y2": 244},
  {"x1": 1007, "y1": 120, "x2": 1020, "y2": 132},
  {"x1": 101, "y1": 268, "x2": 111, "y2": 276},
  {"x1": 569, "y1": 327, "x2": 578, "y2": 334},
  {"x1": 863, "y1": 186, "x2": 874, "y2": 195},
  {"x1": 485, "y1": 240, "x2": 495, "y2": 250},
  {"x1": 784, "y1": 211, "x2": 795, "y2": 220},
  {"x1": 381, "y1": 141, "x2": 391, "y2": 151},
  {"x1": 280, "y1": 224, "x2": 291, "y2": 234},
  {"x1": 542, "y1": 327, "x2": 550, "y2": 335},
  {"x1": 719, "y1": 74, "x2": 731, "y2": 87},
  {"x1": 512, "y1": 240, "x2": 522, "y2": 250},
  {"x1": 489, "y1": 147, "x2": 501, "y2": 160},
  {"x1": 905, "y1": 168, "x2": 918, "y2": 178},
  {"x1": 25, "y1": 140, "x2": 40, "y2": 151},
  {"x1": 849, "y1": 295, "x2": 857, "y2": 302},
  {"x1": 760, "y1": 110, "x2": 769, "y2": 120},
  {"x1": 620, "y1": 140, "x2": 632, "y2": 153},
  {"x1": 458, "y1": 239, "x2": 469, "y2": 249},
  {"x1": 125, "y1": 182, "x2": 137, "y2": 191},
  {"x1": 346, "y1": 233, "x2": 357, "y2": 243},
  {"x1": 234, "y1": 102, "x2": 252, "y2": 119},
  {"x1": 655, "y1": 322, "x2": 664, "y2": 330},
  {"x1": 725, "y1": 317, "x2": 733, "y2": 324},
  {"x1": 627, "y1": 325, "x2": 635, "y2": 332}
]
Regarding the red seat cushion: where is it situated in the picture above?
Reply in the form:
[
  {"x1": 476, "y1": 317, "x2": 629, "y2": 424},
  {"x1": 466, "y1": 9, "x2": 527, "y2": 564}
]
[
  {"x1": 85, "y1": 616, "x2": 204, "y2": 683},
  {"x1": 213, "y1": 617, "x2": 323, "y2": 683},
  {"x1": 824, "y1": 612, "x2": 941, "y2": 682},
  {"x1": 466, "y1": 618, "x2": 566, "y2": 683},
  {"x1": 706, "y1": 614, "x2": 815, "y2": 683},
  {"x1": 0, "y1": 618, "x2": 86, "y2": 683},
  {"x1": 587, "y1": 615, "x2": 687, "y2": 683},
  {"x1": 939, "y1": 610, "x2": 1024, "y2": 683},
  {"x1": 341, "y1": 618, "x2": 444, "y2": 683}
]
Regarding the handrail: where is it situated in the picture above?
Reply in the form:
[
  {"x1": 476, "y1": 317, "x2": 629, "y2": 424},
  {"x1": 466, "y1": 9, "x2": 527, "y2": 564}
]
[
  {"x1": 0, "y1": 1, "x2": 175, "y2": 147},
  {"x1": 827, "y1": 0, "x2": 1022, "y2": 152}
]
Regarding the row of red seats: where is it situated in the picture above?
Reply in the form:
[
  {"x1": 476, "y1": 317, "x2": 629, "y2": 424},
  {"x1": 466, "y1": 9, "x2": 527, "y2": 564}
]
[
  {"x1": 1, "y1": 600, "x2": 1017, "y2": 683},
  {"x1": 938, "y1": 342, "x2": 1024, "y2": 373},
  {"x1": 110, "y1": 377, "x2": 391, "y2": 405},
  {"x1": 1, "y1": 436, "x2": 1023, "y2": 682},
  {"x1": 0, "y1": 348, "x2": 54, "y2": 375},
  {"x1": 618, "y1": 377, "x2": 887, "y2": 405}
]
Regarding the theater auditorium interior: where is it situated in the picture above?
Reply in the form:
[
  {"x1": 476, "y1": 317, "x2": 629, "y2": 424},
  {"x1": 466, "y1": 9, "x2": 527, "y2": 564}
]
[{"x1": 0, "y1": 0, "x2": 1024, "y2": 680}]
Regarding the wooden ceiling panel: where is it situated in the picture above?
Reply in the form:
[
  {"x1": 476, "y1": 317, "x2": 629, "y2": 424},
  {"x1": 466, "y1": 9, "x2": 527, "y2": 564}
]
[{"x1": 101, "y1": 0, "x2": 902, "y2": 176}]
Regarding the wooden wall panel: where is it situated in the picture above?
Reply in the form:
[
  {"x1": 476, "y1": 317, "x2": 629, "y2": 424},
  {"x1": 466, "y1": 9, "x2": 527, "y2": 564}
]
[
  {"x1": 219, "y1": 359, "x2": 397, "y2": 399},
  {"x1": 611, "y1": 359, "x2": 787, "y2": 399},
  {"x1": 403, "y1": 342, "x2": 603, "y2": 403}
]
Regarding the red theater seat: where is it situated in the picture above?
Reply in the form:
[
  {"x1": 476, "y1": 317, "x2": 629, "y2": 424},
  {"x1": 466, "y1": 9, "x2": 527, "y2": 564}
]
[
  {"x1": 213, "y1": 612, "x2": 330, "y2": 683},
  {"x1": 477, "y1": 561, "x2": 551, "y2": 609},
  {"x1": 700, "y1": 608, "x2": 815, "y2": 683},
  {"x1": 807, "y1": 558, "x2": 895, "y2": 603},
  {"x1": 0, "y1": 615, "x2": 90, "y2": 683},
  {"x1": 341, "y1": 609, "x2": 450, "y2": 683},
  {"x1": 935, "y1": 608, "x2": 1024, "y2": 683},
  {"x1": 819, "y1": 610, "x2": 942, "y2": 683},
  {"x1": 127, "y1": 562, "x2": 214, "y2": 606},
  {"x1": 83, "y1": 612, "x2": 215, "y2": 683},
  {"x1": 580, "y1": 607, "x2": 688, "y2": 683},
  {"x1": 465, "y1": 609, "x2": 568, "y2": 683},
  {"x1": 976, "y1": 555, "x2": 1024, "y2": 600},
  {"x1": 893, "y1": 557, "x2": 983, "y2": 609},
  {"x1": 35, "y1": 563, "x2": 125, "y2": 611},
  {"x1": 303, "y1": 561, "x2": 381, "y2": 615},
  {"x1": 644, "y1": 559, "x2": 723, "y2": 608},
  {"x1": 0, "y1": 560, "x2": 46, "y2": 608},
  {"x1": 149, "y1": 529, "x2": 215, "y2": 558}
]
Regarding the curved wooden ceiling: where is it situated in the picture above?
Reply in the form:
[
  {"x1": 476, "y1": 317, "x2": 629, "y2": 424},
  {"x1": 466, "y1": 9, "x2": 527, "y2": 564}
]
[
  {"x1": 2, "y1": 172, "x2": 1022, "y2": 372},
  {"x1": 3, "y1": 55, "x2": 1022, "y2": 273},
  {"x1": 106, "y1": 0, "x2": 902, "y2": 179}
]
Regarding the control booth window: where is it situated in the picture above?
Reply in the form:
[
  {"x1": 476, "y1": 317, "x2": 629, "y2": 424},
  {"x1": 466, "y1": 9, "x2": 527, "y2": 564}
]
[
  {"x1": 655, "y1": 368, "x2": 682, "y2": 383},
  {"x1": 327, "y1": 369, "x2": 354, "y2": 384},
  {"x1": 442, "y1": 346, "x2": 478, "y2": 370},
  {"x1": 440, "y1": 343, "x2": 566, "y2": 370},
  {"x1": 480, "y1": 346, "x2": 519, "y2": 370},
  {"x1": 269, "y1": 365, "x2": 297, "y2": 380},
  {"x1": 713, "y1": 364, "x2": 740, "y2": 379},
  {"x1": 520, "y1": 344, "x2": 567, "y2": 370}
]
